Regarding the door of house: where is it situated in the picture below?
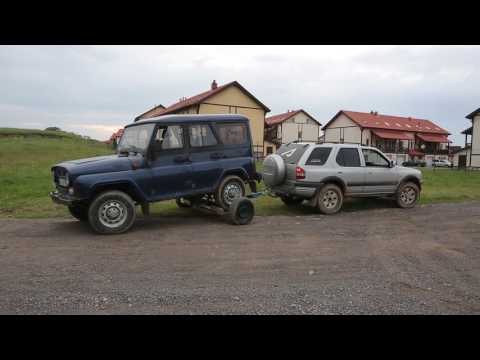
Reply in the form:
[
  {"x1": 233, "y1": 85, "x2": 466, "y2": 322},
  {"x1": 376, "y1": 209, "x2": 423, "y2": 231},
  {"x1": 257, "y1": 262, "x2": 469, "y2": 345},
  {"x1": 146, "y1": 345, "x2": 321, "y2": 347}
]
[{"x1": 459, "y1": 155, "x2": 467, "y2": 168}]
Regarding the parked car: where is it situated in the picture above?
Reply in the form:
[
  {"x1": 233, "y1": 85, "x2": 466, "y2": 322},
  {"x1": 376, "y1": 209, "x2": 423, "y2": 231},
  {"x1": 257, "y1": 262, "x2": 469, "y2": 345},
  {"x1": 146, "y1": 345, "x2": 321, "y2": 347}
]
[
  {"x1": 50, "y1": 114, "x2": 261, "y2": 234},
  {"x1": 432, "y1": 159, "x2": 452, "y2": 168},
  {"x1": 262, "y1": 143, "x2": 423, "y2": 214},
  {"x1": 402, "y1": 160, "x2": 426, "y2": 167}
]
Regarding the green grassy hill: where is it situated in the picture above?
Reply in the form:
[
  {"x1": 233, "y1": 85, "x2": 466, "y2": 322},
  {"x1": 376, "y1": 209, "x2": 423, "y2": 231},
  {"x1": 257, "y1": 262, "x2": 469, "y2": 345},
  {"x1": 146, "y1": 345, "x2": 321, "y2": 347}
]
[
  {"x1": 0, "y1": 128, "x2": 113, "y2": 218},
  {"x1": 1, "y1": 127, "x2": 479, "y2": 219}
]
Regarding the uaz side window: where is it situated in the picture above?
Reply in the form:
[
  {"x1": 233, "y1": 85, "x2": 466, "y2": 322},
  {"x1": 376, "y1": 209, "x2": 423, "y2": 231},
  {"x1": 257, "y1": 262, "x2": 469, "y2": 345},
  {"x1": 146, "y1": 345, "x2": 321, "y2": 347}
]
[
  {"x1": 189, "y1": 124, "x2": 217, "y2": 147},
  {"x1": 306, "y1": 147, "x2": 332, "y2": 166},
  {"x1": 215, "y1": 123, "x2": 246, "y2": 145},
  {"x1": 336, "y1": 148, "x2": 361, "y2": 167}
]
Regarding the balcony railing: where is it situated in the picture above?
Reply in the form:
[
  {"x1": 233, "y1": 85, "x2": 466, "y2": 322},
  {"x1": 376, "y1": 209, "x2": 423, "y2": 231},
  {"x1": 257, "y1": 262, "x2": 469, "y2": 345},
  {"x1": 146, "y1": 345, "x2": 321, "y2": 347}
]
[{"x1": 375, "y1": 145, "x2": 408, "y2": 154}]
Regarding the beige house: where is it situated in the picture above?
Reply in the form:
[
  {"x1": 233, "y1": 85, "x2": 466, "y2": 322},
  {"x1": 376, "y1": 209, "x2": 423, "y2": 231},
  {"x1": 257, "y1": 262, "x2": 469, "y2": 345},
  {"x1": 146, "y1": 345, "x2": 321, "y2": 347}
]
[
  {"x1": 264, "y1": 109, "x2": 322, "y2": 155},
  {"x1": 135, "y1": 104, "x2": 165, "y2": 120},
  {"x1": 465, "y1": 107, "x2": 480, "y2": 168},
  {"x1": 322, "y1": 110, "x2": 451, "y2": 166},
  {"x1": 135, "y1": 80, "x2": 270, "y2": 159}
]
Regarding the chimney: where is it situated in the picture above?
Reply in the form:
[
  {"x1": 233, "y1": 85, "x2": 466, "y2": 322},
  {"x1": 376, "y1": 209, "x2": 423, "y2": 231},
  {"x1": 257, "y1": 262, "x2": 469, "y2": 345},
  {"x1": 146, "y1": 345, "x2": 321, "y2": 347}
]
[{"x1": 211, "y1": 80, "x2": 218, "y2": 90}]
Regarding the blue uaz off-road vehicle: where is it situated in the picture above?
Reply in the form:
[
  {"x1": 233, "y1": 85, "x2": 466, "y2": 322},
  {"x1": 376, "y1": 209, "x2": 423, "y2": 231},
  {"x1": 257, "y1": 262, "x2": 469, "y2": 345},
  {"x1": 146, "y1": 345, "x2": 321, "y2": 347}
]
[{"x1": 50, "y1": 114, "x2": 261, "y2": 234}]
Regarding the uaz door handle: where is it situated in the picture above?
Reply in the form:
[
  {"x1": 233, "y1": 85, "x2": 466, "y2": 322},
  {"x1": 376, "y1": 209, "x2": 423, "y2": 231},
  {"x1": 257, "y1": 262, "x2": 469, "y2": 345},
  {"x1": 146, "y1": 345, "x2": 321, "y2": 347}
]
[{"x1": 174, "y1": 155, "x2": 190, "y2": 163}]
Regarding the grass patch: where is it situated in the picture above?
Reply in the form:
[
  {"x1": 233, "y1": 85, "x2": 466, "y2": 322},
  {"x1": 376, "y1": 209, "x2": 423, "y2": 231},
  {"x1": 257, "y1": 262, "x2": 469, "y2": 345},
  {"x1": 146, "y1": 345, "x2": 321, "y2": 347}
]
[
  {"x1": 1, "y1": 133, "x2": 479, "y2": 219},
  {"x1": 0, "y1": 135, "x2": 113, "y2": 218}
]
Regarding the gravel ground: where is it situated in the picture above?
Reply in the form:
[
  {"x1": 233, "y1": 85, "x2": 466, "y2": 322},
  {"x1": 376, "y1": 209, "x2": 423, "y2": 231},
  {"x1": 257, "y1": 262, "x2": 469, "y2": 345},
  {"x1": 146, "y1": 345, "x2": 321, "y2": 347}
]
[{"x1": 1, "y1": 200, "x2": 480, "y2": 314}]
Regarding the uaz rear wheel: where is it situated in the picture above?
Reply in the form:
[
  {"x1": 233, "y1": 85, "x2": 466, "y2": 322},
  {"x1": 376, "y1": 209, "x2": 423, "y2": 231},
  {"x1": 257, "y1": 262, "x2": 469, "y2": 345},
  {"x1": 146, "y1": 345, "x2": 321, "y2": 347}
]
[{"x1": 216, "y1": 175, "x2": 246, "y2": 210}]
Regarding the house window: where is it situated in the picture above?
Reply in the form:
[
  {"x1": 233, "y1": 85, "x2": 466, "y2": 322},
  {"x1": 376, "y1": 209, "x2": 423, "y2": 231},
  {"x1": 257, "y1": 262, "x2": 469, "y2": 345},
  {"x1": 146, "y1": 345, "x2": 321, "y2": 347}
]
[
  {"x1": 298, "y1": 125, "x2": 303, "y2": 141},
  {"x1": 266, "y1": 146, "x2": 273, "y2": 155}
]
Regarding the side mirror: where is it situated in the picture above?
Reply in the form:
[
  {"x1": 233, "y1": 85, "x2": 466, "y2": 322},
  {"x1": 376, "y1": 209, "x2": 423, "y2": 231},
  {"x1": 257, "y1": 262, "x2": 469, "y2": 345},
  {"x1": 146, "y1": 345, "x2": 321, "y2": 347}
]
[{"x1": 390, "y1": 160, "x2": 396, "y2": 168}]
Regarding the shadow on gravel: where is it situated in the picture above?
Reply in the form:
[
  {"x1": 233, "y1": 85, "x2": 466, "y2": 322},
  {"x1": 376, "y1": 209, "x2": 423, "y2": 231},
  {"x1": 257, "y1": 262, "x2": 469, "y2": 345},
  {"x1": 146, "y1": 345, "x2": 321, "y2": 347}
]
[{"x1": 341, "y1": 198, "x2": 398, "y2": 213}]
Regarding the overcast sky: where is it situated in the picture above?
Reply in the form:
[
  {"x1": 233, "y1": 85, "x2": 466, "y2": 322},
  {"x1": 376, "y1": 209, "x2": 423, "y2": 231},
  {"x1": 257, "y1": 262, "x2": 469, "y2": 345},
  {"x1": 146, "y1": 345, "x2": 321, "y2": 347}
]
[{"x1": 0, "y1": 45, "x2": 478, "y2": 145}]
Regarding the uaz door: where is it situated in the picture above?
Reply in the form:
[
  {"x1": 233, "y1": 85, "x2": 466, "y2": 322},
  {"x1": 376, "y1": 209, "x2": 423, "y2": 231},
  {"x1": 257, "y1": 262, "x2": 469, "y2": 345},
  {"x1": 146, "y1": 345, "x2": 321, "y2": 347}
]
[
  {"x1": 148, "y1": 124, "x2": 193, "y2": 200},
  {"x1": 187, "y1": 122, "x2": 223, "y2": 192}
]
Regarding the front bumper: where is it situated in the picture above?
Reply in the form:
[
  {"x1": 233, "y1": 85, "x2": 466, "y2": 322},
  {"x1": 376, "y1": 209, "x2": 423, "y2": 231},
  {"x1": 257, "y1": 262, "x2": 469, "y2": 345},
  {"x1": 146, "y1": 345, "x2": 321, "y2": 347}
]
[{"x1": 49, "y1": 190, "x2": 79, "y2": 206}]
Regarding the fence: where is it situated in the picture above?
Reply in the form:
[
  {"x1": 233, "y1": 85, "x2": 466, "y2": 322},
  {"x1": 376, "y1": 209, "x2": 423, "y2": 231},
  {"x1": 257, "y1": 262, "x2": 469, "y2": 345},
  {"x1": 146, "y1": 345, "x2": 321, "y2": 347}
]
[{"x1": 252, "y1": 144, "x2": 264, "y2": 161}]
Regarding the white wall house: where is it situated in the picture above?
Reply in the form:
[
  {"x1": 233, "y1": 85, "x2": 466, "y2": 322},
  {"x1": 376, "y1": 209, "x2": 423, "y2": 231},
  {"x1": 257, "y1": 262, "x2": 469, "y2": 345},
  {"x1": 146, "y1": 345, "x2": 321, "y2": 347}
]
[
  {"x1": 452, "y1": 147, "x2": 471, "y2": 167},
  {"x1": 466, "y1": 107, "x2": 480, "y2": 168},
  {"x1": 264, "y1": 109, "x2": 322, "y2": 155},
  {"x1": 322, "y1": 110, "x2": 451, "y2": 166}
]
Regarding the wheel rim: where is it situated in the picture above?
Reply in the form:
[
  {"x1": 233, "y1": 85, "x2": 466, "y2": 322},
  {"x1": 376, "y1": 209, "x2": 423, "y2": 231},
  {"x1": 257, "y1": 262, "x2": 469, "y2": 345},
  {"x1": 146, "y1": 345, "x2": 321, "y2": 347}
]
[
  {"x1": 223, "y1": 181, "x2": 243, "y2": 206},
  {"x1": 98, "y1": 200, "x2": 128, "y2": 228},
  {"x1": 322, "y1": 190, "x2": 339, "y2": 209},
  {"x1": 400, "y1": 186, "x2": 417, "y2": 205}
]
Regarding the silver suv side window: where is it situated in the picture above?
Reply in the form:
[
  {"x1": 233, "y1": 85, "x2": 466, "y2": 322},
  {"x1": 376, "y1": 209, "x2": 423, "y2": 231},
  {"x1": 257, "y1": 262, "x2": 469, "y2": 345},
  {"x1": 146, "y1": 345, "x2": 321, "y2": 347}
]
[
  {"x1": 336, "y1": 148, "x2": 361, "y2": 167},
  {"x1": 306, "y1": 147, "x2": 332, "y2": 166},
  {"x1": 362, "y1": 149, "x2": 389, "y2": 167}
]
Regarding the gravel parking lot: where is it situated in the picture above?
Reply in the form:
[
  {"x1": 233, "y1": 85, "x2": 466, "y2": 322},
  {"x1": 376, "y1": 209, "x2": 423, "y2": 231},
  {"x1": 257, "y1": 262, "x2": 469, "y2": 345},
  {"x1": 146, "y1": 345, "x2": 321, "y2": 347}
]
[{"x1": 1, "y1": 200, "x2": 480, "y2": 314}]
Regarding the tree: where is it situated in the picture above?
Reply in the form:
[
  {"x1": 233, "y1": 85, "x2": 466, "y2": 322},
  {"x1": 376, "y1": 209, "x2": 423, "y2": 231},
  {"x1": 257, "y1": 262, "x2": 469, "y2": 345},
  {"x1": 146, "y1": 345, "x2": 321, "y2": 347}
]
[{"x1": 45, "y1": 127, "x2": 61, "y2": 131}]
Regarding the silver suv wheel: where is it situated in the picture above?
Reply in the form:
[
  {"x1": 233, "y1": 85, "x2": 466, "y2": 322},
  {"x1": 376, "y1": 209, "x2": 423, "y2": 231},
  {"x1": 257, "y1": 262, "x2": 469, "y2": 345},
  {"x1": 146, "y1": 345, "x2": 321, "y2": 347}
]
[
  {"x1": 396, "y1": 182, "x2": 419, "y2": 208},
  {"x1": 317, "y1": 184, "x2": 343, "y2": 215},
  {"x1": 322, "y1": 190, "x2": 339, "y2": 209}
]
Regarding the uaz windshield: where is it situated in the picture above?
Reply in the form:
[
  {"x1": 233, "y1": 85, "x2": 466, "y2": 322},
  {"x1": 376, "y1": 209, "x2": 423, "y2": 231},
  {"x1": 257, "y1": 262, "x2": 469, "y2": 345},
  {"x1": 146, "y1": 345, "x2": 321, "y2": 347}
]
[{"x1": 117, "y1": 124, "x2": 155, "y2": 154}]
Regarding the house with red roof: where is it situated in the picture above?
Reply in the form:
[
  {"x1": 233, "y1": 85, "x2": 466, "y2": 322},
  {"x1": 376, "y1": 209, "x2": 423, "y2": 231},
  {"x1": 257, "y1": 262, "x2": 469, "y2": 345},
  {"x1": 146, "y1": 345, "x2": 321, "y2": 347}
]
[
  {"x1": 264, "y1": 109, "x2": 322, "y2": 155},
  {"x1": 107, "y1": 128, "x2": 124, "y2": 147},
  {"x1": 322, "y1": 110, "x2": 451, "y2": 166},
  {"x1": 134, "y1": 80, "x2": 270, "y2": 159}
]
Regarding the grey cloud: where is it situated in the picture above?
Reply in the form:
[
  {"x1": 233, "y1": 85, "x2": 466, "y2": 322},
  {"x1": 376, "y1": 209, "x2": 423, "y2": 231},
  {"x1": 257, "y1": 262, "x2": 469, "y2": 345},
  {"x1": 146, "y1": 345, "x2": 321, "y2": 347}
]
[{"x1": 0, "y1": 45, "x2": 477, "y2": 143}]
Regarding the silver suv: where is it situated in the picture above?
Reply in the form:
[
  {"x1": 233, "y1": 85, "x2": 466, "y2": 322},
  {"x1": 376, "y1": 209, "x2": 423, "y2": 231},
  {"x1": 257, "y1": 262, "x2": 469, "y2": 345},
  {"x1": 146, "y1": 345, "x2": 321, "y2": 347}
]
[{"x1": 262, "y1": 142, "x2": 423, "y2": 214}]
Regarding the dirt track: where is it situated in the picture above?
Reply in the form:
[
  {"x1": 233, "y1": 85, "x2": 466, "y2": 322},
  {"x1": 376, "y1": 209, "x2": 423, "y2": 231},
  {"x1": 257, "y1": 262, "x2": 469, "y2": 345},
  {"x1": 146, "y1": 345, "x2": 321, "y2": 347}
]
[{"x1": 1, "y1": 201, "x2": 480, "y2": 314}]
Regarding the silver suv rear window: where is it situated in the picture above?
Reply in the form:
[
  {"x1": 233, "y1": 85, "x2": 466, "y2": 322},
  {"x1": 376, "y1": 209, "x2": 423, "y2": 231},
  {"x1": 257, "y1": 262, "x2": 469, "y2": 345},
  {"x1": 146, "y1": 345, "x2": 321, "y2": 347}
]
[
  {"x1": 305, "y1": 147, "x2": 332, "y2": 166},
  {"x1": 276, "y1": 143, "x2": 309, "y2": 164}
]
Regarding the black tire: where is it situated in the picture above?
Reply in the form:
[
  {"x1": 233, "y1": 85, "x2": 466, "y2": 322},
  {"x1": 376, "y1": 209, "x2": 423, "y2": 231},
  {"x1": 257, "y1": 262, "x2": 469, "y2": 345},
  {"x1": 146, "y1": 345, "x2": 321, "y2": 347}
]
[
  {"x1": 229, "y1": 197, "x2": 254, "y2": 225},
  {"x1": 215, "y1": 175, "x2": 246, "y2": 210},
  {"x1": 316, "y1": 184, "x2": 344, "y2": 215},
  {"x1": 87, "y1": 190, "x2": 136, "y2": 234},
  {"x1": 396, "y1": 182, "x2": 420, "y2": 209},
  {"x1": 280, "y1": 196, "x2": 304, "y2": 207},
  {"x1": 68, "y1": 203, "x2": 88, "y2": 221}
]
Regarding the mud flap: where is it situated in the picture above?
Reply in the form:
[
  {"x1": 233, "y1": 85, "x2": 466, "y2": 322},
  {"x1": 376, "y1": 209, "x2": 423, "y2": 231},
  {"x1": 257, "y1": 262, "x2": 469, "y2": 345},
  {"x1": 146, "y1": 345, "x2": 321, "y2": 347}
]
[{"x1": 141, "y1": 202, "x2": 150, "y2": 216}]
